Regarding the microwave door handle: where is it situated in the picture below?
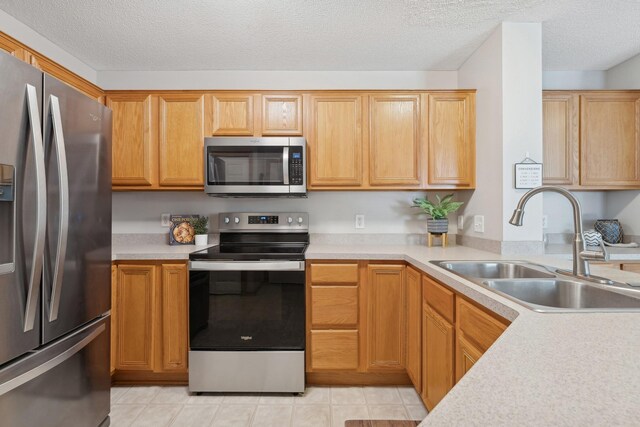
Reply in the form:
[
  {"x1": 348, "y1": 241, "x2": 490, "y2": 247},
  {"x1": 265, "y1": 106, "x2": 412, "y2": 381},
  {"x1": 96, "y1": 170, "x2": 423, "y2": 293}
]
[
  {"x1": 48, "y1": 95, "x2": 69, "y2": 322},
  {"x1": 282, "y1": 147, "x2": 289, "y2": 185},
  {"x1": 24, "y1": 84, "x2": 46, "y2": 332}
]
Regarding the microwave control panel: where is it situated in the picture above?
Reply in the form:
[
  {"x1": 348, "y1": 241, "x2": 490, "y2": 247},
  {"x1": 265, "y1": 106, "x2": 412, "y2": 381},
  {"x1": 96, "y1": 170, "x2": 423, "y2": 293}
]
[{"x1": 290, "y1": 147, "x2": 304, "y2": 185}]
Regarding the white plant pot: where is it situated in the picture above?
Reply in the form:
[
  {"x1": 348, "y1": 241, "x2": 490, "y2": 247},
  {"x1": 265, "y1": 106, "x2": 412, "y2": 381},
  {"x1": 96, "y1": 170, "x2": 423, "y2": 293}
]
[{"x1": 195, "y1": 234, "x2": 208, "y2": 246}]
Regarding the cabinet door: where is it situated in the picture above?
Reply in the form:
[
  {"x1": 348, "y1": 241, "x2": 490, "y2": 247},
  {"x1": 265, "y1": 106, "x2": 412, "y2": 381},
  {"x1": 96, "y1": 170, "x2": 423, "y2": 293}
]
[
  {"x1": 369, "y1": 94, "x2": 421, "y2": 186},
  {"x1": 455, "y1": 334, "x2": 482, "y2": 382},
  {"x1": 262, "y1": 94, "x2": 303, "y2": 135},
  {"x1": 422, "y1": 304, "x2": 454, "y2": 410},
  {"x1": 428, "y1": 93, "x2": 475, "y2": 187},
  {"x1": 366, "y1": 264, "x2": 406, "y2": 371},
  {"x1": 115, "y1": 265, "x2": 156, "y2": 371},
  {"x1": 310, "y1": 330, "x2": 359, "y2": 370},
  {"x1": 581, "y1": 93, "x2": 640, "y2": 187},
  {"x1": 158, "y1": 94, "x2": 206, "y2": 186},
  {"x1": 310, "y1": 286, "x2": 358, "y2": 328},
  {"x1": 160, "y1": 263, "x2": 188, "y2": 372},
  {"x1": 110, "y1": 264, "x2": 117, "y2": 375},
  {"x1": 542, "y1": 93, "x2": 579, "y2": 185},
  {"x1": 108, "y1": 94, "x2": 157, "y2": 186},
  {"x1": 308, "y1": 95, "x2": 363, "y2": 186},
  {"x1": 211, "y1": 94, "x2": 254, "y2": 135},
  {"x1": 406, "y1": 266, "x2": 422, "y2": 390}
]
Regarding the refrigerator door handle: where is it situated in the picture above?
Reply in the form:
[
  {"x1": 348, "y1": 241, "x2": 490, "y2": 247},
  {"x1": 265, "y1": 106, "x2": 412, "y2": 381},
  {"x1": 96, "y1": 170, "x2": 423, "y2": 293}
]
[
  {"x1": 47, "y1": 95, "x2": 69, "y2": 322},
  {"x1": 24, "y1": 84, "x2": 46, "y2": 332},
  {"x1": 0, "y1": 321, "x2": 105, "y2": 397}
]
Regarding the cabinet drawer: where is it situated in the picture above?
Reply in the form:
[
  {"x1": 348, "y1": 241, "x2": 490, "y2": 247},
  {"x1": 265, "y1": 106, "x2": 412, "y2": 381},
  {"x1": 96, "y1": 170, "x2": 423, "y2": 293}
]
[
  {"x1": 310, "y1": 263, "x2": 359, "y2": 285},
  {"x1": 311, "y1": 286, "x2": 358, "y2": 327},
  {"x1": 622, "y1": 264, "x2": 640, "y2": 273},
  {"x1": 456, "y1": 298, "x2": 507, "y2": 353},
  {"x1": 310, "y1": 330, "x2": 359, "y2": 370},
  {"x1": 423, "y1": 275, "x2": 454, "y2": 323}
]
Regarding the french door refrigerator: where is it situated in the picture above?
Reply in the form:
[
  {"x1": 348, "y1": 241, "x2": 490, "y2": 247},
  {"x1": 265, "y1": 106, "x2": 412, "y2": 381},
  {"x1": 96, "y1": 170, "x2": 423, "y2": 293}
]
[{"x1": 0, "y1": 51, "x2": 112, "y2": 426}]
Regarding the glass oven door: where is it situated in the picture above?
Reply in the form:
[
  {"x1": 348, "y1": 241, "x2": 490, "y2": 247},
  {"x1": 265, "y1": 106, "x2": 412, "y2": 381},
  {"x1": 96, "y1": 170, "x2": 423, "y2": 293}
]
[{"x1": 189, "y1": 263, "x2": 305, "y2": 351}]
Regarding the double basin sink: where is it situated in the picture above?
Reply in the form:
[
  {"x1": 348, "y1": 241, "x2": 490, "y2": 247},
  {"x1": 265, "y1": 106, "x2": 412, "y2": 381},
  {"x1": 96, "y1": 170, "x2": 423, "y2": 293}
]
[{"x1": 433, "y1": 261, "x2": 640, "y2": 312}]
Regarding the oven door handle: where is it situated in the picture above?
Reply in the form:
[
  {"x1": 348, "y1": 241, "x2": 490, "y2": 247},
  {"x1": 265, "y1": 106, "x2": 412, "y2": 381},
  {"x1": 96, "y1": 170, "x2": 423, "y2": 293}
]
[{"x1": 189, "y1": 260, "x2": 304, "y2": 272}]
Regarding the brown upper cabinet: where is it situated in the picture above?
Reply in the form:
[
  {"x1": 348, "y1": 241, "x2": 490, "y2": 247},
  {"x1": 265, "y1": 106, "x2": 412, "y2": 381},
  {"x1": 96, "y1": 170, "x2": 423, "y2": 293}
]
[
  {"x1": 158, "y1": 94, "x2": 207, "y2": 186},
  {"x1": 428, "y1": 92, "x2": 475, "y2": 187},
  {"x1": 369, "y1": 94, "x2": 423, "y2": 187},
  {"x1": 542, "y1": 92, "x2": 579, "y2": 185},
  {"x1": 307, "y1": 90, "x2": 475, "y2": 190},
  {"x1": 108, "y1": 90, "x2": 475, "y2": 191},
  {"x1": 210, "y1": 94, "x2": 255, "y2": 136},
  {"x1": 262, "y1": 94, "x2": 303, "y2": 135},
  {"x1": 108, "y1": 93, "x2": 207, "y2": 189},
  {"x1": 581, "y1": 92, "x2": 640, "y2": 187},
  {"x1": 307, "y1": 94, "x2": 364, "y2": 187},
  {"x1": 108, "y1": 94, "x2": 157, "y2": 187},
  {"x1": 543, "y1": 90, "x2": 640, "y2": 189}
]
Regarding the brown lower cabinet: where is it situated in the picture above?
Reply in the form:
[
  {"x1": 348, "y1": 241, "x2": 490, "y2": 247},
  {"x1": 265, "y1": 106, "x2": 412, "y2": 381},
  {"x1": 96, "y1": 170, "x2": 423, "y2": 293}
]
[
  {"x1": 305, "y1": 260, "x2": 510, "y2": 404},
  {"x1": 111, "y1": 261, "x2": 189, "y2": 384}
]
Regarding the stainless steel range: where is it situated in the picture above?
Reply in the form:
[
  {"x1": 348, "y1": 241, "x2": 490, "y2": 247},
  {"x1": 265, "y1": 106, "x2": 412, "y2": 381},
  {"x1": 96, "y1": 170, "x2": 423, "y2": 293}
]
[{"x1": 188, "y1": 212, "x2": 308, "y2": 393}]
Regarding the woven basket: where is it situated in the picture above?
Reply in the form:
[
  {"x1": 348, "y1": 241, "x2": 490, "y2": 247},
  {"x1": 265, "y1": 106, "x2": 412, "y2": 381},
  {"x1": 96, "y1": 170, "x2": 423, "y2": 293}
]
[{"x1": 594, "y1": 219, "x2": 623, "y2": 244}]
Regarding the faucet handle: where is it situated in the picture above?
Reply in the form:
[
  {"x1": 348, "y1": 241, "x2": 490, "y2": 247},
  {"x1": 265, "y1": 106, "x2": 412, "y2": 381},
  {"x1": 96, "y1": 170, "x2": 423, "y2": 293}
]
[
  {"x1": 580, "y1": 240, "x2": 610, "y2": 262},
  {"x1": 598, "y1": 240, "x2": 610, "y2": 261}
]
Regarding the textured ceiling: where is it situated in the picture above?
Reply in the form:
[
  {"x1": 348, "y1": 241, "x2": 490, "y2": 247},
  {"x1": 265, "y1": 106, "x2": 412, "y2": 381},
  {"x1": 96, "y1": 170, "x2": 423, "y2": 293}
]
[{"x1": 1, "y1": 0, "x2": 639, "y2": 71}]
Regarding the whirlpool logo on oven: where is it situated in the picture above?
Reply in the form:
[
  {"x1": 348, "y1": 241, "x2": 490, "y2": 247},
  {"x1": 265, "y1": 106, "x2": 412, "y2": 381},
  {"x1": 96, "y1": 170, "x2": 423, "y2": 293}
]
[{"x1": 240, "y1": 336, "x2": 253, "y2": 341}]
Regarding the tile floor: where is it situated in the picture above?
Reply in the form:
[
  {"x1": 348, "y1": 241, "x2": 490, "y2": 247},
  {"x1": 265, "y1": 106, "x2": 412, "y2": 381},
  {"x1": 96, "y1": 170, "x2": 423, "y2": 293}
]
[{"x1": 110, "y1": 385, "x2": 428, "y2": 427}]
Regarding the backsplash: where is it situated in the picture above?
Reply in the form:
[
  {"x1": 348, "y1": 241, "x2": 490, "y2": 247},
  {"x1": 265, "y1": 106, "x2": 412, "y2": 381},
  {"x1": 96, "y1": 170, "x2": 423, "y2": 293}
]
[{"x1": 112, "y1": 191, "x2": 464, "y2": 236}]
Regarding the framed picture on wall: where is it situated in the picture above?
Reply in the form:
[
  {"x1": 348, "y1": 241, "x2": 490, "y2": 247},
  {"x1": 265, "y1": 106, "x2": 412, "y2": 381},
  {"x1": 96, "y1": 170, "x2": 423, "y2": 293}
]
[{"x1": 514, "y1": 162, "x2": 543, "y2": 189}]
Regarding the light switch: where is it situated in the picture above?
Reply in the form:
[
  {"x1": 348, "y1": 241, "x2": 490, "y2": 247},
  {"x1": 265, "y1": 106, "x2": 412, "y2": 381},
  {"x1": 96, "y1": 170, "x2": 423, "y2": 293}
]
[
  {"x1": 457, "y1": 215, "x2": 464, "y2": 230},
  {"x1": 473, "y1": 215, "x2": 484, "y2": 233},
  {"x1": 161, "y1": 213, "x2": 171, "y2": 227},
  {"x1": 355, "y1": 214, "x2": 365, "y2": 229}
]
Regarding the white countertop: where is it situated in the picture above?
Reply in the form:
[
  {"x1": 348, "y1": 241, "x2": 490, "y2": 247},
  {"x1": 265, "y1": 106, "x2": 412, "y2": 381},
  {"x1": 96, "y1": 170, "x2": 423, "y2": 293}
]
[
  {"x1": 306, "y1": 243, "x2": 640, "y2": 426},
  {"x1": 112, "y1": 239, "x2": 640, "y2": 424}
]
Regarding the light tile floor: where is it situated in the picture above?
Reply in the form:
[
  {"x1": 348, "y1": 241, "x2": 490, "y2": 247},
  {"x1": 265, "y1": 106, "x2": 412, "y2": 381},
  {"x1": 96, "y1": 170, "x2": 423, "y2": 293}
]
[{"x1": 110, "y1": 385, "x2": 428, "y2": 427}]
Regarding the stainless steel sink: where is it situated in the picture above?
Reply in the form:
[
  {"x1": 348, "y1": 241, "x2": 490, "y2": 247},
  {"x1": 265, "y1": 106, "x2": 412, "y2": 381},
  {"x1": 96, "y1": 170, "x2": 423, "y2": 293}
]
[
  {"x1": 483, "y1": 279, "x2": 640, "y2": 312},
  {"x1": 432, "y1": 260, "x2": 640, "y2": 312},
  {"x1": 437, "y1": 261, "x2": 555, "y2": 279}
]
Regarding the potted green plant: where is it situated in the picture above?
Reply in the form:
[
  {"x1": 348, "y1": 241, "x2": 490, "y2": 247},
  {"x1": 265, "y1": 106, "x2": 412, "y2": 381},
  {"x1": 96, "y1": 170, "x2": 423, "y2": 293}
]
[
  {"x1": 190, "y1": 216, "x2": 209, "y2": 246},
  {"x1": 412, "y1": 194, "x2": 464, "y2": 234}
]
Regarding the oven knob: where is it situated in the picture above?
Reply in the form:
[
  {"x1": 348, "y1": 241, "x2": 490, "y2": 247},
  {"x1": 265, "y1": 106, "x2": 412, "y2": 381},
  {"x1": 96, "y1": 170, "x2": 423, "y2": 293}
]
[
  {"x1": 287, "y1": 217, "x2": 293, "y2": 224},
  {"x1": 297, "y1": 217, "x2": 304, "y2": 224},
  {"x1": 234, "y1": 217, "x2": 240, "y2": 224},
  {"x1": 224, "y1": 217, "x2": 230, "y2": 224}
]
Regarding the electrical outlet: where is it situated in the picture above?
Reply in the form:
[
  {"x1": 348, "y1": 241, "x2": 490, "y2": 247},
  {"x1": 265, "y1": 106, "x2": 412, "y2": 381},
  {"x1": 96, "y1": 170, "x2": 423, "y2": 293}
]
[
  {"x1": 457, "y1": 215, "x2": 464, "y2": 230},
  {"x1": 473, "y1": 215, "x2": 485, "y2": 233},
  {"x1": 161, "y1": 213, "x2": 171, "y2": 227},
  {"x1": 542, "y1": 215, "x2": 548, "y2": 229},
  {"x1": 355, "y1": 214, "x2": 365, "y2": 229}
]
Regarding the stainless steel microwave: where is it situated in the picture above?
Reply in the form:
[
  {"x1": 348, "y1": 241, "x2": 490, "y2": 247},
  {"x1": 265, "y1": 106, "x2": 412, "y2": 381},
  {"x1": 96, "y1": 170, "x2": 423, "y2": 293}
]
[{"x1": 204, "y1": 137, "x2": 307, "y2": 197}]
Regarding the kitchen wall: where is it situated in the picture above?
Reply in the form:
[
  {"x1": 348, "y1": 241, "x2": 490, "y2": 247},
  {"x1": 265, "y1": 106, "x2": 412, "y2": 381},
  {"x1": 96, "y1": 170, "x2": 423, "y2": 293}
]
[
  {"x1": 602, "y1": 52, "x2": 640, "y2": 238},
  {"x1": 456, "y1": 22, "x2": 543, "y2": 254},
  {"x1": 606, "y1": 53, "x2": 640, "y2": 89},
  {"x1": 98, "y1": 70, "x2": 459, "y2": 90},
  {"x1": 542, "y1": 71, "x2": 607, "y2": 90},
  {"x1": 543, "y1": 192, "x2": 607, "y2": 234},
  {"x1": 112, "y1": 190, "x2": 468, "y2": 236}
]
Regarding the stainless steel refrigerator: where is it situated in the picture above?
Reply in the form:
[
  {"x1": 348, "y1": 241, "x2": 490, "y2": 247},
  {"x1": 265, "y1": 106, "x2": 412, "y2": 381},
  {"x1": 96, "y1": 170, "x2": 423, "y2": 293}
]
[{"x1": 0, "y1": 51, "x2": 112, "y2": 426}]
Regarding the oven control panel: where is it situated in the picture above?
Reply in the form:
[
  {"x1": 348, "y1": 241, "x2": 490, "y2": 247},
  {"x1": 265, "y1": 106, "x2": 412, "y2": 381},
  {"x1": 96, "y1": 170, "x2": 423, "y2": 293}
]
[
  {"x1": 219, "y1": 212, "x2": 309, "y2": 232},
  {"x1": 248, "y1": 215, "x2": 279, "y2": 224}
]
